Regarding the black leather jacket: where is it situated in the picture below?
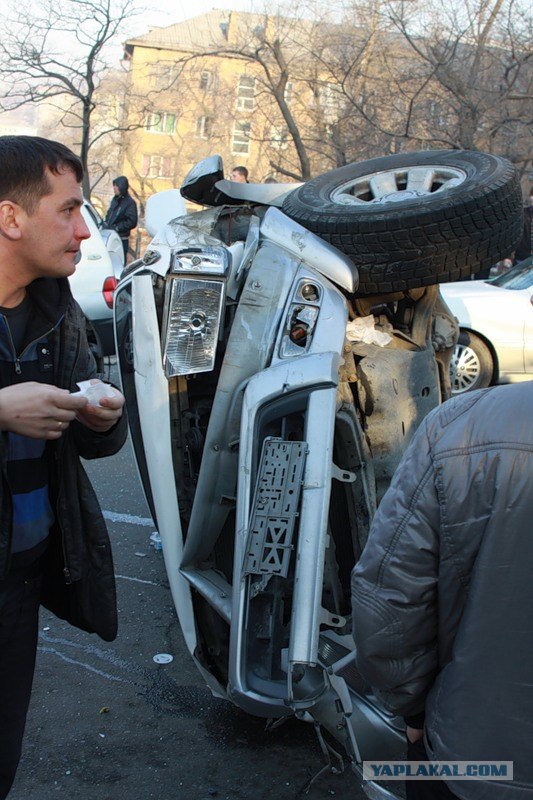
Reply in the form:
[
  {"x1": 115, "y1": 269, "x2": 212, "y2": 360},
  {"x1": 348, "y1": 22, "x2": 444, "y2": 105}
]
[{"x1": 0, "y1": 277, "x2": 127, "y2": 640}]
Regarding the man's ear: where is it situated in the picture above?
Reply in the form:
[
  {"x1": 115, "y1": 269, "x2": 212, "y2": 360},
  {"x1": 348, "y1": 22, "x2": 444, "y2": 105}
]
[{"x1": 0, "y1": 201, "x2": 24, "y2": 240}]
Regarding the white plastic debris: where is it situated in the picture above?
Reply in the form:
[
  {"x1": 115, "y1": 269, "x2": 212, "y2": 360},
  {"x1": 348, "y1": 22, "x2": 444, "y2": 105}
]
[
  {"x1": 346, "y1": 316, "x2": 392, "y2": 347},
  {"x1": 153, "y1": 653, "x2": 174, "y2": 664},
  {"x1": 150, "y1": 531, "x2": 162, "y2": 551}
]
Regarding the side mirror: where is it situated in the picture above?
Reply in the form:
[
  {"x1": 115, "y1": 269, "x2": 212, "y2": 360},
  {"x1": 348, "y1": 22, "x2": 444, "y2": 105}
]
[
  {"x1": 145, "y1": 189, "x2": 187, "y2": 237},
  {"x1": 180, "y1": 155, "x2": 238, "y2": 207}
]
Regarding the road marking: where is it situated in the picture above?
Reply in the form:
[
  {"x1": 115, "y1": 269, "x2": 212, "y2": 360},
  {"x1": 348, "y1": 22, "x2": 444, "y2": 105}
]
[
  {"x1": 116, "y1": 574, "x2": 160, "y2": 587},
  {"x1": 38, "y1": 646, "x2": 126, "y2": 683},
  {"x1": 103, "y1": 510, "x2": 154, "y2": 527}
]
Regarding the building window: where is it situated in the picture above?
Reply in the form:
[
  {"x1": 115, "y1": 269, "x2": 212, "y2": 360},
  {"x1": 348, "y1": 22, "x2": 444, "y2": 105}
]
[
  {"x1": 232, "y1": 121, "x2": 251, "y2": 155},
  {"x1": 236, "y1": 75, "x2": 256, "y2": 111},
  {"x1": 196, "y1": 116, "x2": 212, "y2": 139},
  {"x1": 141, "y1": 155, "x2": 176, "y2": 178},
  {"x1": 270, "y1": 125, "x2": 289, "y2": 150},
  {"x1": 199, "y1": 71, "x2": 213, "y2": 90},
  {"x1": 318, "y1": 83, "x2": 340, "y2": 122},
  {"x1": 145, "y1": 112, "x2": 177, "y2": 134},
  {"x1": 150, "y1": 66, "x2": 179, "y2": 89},
  {"x1": 284, "y1": 82, "x2": 295, "y2": 104}
]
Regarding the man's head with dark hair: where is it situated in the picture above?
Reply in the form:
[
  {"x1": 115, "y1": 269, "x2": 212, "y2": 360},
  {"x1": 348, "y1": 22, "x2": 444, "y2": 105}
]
[
  {"x1": 231, "y1": 166, "x2": 249, "y2": 183},
  {"x1": 0, "y1": 135, "x2": 83, "y2": 215}
]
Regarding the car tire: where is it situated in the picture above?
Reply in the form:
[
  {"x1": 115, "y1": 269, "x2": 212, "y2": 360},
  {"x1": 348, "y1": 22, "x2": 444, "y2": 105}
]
[
  {"x1": 450, "y1": 330, "x2": 494, "y2": 394},
  {"x1": 281, "y1": 150, "x2": 523, "y2": 294}
]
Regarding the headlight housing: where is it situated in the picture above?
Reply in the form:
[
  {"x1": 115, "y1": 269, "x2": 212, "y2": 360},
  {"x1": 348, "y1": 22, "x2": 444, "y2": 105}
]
[
  {"x1": 162, "y1": 247, "x2": 229, "y2": 378},
  {"x1": 279, "y1": 279, "x2": 322, "y2": 358}
]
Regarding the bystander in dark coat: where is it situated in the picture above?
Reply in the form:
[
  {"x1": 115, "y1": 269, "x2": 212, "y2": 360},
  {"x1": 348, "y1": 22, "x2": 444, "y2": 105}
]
[
  {"x1": 105, "y1": 175, "x2": 138, "y2": 262},
  {"x1": 0, "y1": 135, "x2": 127, "y2": 800}
]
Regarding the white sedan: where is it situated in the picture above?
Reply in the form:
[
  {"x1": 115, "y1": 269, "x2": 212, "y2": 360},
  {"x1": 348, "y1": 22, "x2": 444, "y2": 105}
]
[
  {"x1": 69, "y1": 202, "x2": 124, "y2": 361},
  {"x1": 440, "y1": 258, "x2": 533, "y2": 394}
]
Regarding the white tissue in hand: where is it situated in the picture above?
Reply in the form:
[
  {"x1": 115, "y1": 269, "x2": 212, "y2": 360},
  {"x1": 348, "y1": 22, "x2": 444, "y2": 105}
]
[{"x1": 73, "y1": 380, "x2": 115, "y2": 406}]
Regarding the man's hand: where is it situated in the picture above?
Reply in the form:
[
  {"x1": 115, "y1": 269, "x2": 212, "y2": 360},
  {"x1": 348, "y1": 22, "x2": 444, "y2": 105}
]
[
  {"x1": 75, "y1": 382, "x2": 125, "y2": 433},
  {"x1": 0, "y1": 382, "x2": 89, "y2": 439}
]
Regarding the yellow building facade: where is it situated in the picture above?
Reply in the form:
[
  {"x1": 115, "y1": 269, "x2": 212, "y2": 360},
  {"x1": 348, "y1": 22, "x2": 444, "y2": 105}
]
[{"x1": 121, "y1": 10, "x2": 313, "y2": 205}]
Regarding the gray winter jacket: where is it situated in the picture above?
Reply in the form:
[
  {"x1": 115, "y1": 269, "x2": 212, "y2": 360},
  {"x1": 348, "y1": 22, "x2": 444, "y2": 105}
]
[{"x1": 352, "y1": 383, "x2": 533, "y2": 799}]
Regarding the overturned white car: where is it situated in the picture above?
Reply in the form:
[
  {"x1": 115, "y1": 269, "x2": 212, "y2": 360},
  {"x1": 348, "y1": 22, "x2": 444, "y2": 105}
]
[{"x1": 114, "y1": 150, "x2": 522, "y2": 798}]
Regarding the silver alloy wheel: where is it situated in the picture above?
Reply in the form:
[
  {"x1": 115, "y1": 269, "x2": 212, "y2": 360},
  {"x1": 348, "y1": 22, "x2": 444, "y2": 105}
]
[
  {"x1": 329, "y1": 165, "x2": 467, "y2": 206},
  {"x1": 450, "y1": 342, "x2": 481, "y2": 394}
]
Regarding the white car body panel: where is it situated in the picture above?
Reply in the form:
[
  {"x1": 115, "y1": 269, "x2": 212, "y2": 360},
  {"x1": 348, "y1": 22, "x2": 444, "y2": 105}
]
[
  {"x1": 68, "y1": 202, "x2": 124, "y2": 356},
  {"x1": 130, "y1": 273, "x2": 228, "y2": 699},
  {"x1": 441, "y1": 273, "x2": 533, "y2": 382}
]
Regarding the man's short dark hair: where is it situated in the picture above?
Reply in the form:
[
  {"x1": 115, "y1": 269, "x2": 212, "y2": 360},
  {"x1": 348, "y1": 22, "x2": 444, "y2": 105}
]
[
  {"x1": 232, "y1": 165, "x2": 249, "y2": 180},
  {"x1": 0, "y1": 135, "x2": 84, "y2": 214}
]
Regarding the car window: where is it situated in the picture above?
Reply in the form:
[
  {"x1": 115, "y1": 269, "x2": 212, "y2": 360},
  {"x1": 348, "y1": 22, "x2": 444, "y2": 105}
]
[{"x1": 489, "y1": 259, "x2": 533, "y2": 290}]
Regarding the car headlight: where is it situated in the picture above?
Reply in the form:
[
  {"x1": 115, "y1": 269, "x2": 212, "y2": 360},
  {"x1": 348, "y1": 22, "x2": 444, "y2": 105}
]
[
  {"x1": 279, "y1": 280, "x2": 321, "y2": 358},
  {"x1": 171, "y1": 246, "x2": 229, "y2": 276},
  {"x1": 162, "y1": 245, "x2": 231, "y2": 378}
]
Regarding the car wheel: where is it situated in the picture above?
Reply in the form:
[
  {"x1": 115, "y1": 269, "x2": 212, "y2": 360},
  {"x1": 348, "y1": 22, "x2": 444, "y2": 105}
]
[
  {"x1": 450, "y1": 331, "x2": 494, "y2": 394},
  {"x1": 282, "y1": 150, "x2": 523, "y2": 294}
]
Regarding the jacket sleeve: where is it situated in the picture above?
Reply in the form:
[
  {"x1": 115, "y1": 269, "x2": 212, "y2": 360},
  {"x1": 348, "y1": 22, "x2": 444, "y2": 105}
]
[
  {"x1": 67, "y1": 301, "x2": 128, "y2": 460},
  {"x1": 351, "y1": 417, "x2": 441, "y2": 717}
]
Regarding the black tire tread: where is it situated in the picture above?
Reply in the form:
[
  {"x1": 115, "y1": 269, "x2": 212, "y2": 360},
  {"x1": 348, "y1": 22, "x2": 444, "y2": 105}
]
[{"x1": 282, "y1": 151, "x2": 524, "y2": 294}]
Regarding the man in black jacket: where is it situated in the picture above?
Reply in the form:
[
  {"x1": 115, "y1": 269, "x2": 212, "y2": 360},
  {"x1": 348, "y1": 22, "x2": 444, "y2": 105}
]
[
  {"x1": 105, "y1": 175, "x2": 138, "y2": 262},
  {"x1": 0, "y1": 135, "x2": 127, "y2": 799}
]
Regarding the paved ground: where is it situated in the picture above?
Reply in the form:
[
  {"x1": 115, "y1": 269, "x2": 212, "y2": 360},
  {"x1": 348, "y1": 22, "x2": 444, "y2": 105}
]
[{"x1": 9, "y1": 430, "x2": 367, "y2": 800}]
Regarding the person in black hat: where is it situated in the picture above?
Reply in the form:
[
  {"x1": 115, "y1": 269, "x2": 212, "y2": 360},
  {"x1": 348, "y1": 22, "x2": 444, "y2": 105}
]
[{"x1": 105, "y1": 176, "x2": 138, "y2": 262}]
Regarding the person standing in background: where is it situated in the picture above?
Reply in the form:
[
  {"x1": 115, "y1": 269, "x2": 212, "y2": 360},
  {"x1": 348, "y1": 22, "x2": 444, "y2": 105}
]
[
  {"x1": 230, "y1": 166, "x2": 249, "y2": 183},
  {"x1": 104, "y1": 176, "x2": 138, "y2": 262}
]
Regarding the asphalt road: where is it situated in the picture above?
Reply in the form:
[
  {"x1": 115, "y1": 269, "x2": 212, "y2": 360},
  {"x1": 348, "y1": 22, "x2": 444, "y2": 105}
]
[{"x1": 9, "y1": 420, "x2": 366, "y2": 800}]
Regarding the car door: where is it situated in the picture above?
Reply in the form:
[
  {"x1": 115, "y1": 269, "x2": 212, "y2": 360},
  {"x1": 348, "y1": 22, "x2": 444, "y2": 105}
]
[{"x1": 489, "y1": 262, "x2": 533, "y2": 376}]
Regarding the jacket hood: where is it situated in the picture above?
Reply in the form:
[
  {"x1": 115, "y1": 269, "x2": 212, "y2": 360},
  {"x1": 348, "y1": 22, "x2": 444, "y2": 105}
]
[{"x1": 113, "y1": 176, "x2": 129, "y2": 195}]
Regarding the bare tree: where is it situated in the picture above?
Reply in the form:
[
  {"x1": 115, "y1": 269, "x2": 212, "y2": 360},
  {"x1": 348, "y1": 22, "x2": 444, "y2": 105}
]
[
  {"x1": 378, "y1": 0, "x2": 533, "y2": 171},
  {"x1": 0, "y1": 0, "x2": 148, "y2": 195}
]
